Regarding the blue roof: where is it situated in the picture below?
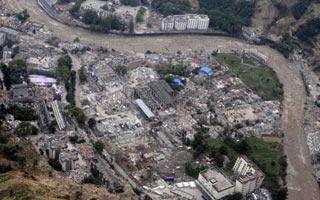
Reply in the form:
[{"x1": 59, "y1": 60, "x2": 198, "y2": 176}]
[
  {"x1": 173, "y1": 79, "x2": 183, "y2": 86},
  {"x1": 200, "y1": 66, "x2": 213, "y2": 76}
]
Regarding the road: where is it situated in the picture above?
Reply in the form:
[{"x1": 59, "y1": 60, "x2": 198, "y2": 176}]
[{"x1": 4, "y1": 0, "x2": 320, "y2": 199}]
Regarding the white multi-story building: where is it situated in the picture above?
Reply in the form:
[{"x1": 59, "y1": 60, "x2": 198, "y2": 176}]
[
  {"x1": 161, "y1": 14, "x2": 210, "y2": 31},
  {"x1": 233, "y1": 155, "x2": 265, "y2": 195},
  {"x1": 161, "y1": 16, "x2": 174, "y2": 31},
  {"x1": 197, "y1": 15, "x2": 210, "y2": 30},
  {"x1": 186, "y1": 15, "x2": 199, "y2": 29},
  {"x1": 174, "y1": 15, "x2": 188, "y2": 31},
  {"x1": 197, "y1": 168, "x2": 235, "y2": 199}
]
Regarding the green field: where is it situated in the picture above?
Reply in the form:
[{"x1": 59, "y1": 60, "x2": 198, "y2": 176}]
[
  {"x1": 214, "y1": 53, "x2": 283, "y2": 101},
  {"x1": 245, "y1": 138, "x2": 285, "y2": 189}
]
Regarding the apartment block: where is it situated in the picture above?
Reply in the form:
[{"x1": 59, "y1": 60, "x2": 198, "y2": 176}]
[{"x1": 161, "y1": 14, "x2": 210, "y2": 31}]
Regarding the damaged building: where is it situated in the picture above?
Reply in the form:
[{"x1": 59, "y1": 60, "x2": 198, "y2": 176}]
[{"x1": 134, "y1": 80, "x2": 174, "y2": 111}]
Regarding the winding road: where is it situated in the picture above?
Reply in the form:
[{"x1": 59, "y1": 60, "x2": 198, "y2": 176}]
[{"x1": 4, "y1": 0, "x2": 320, "y2": 199}]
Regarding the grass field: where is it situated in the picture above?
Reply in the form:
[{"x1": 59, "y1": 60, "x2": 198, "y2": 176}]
[
  {"x1": 246, "y1": 138, "x2": 284, "y2": 189},
  {"x1": 214, "y1": 53, "x2": 283, "y2": 101}
]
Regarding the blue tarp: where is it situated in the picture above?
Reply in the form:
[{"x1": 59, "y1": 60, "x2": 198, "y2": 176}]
[
  {"x1": 173, "y1": 79, "x2": 183, "y2": 86},
  {"x1": 200, "y1": 66, "x2": 213, "y2": 76}
]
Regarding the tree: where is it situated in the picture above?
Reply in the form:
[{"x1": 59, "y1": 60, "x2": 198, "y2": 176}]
[
  {"x1": 234, "y1": 139, "x2": 250, "y2": 154},
  {"x1": 215, "y1": 153, "x2": 224, "y2": 168},
  {"x1": 295, "y1": 17, "x2": 320, "y2": 42},
  {"x1": 48, "y1": 120, "x2": 57, "y2": 134},
  {"x1": 198, "y1": 0, "x2": 255, "y2": 33},
  {"x1": 192, "y1": 132, "x2": 207, "y2": 157},
  {"x1": 136, "y1": 7, "x2": 146, "y2": 23},
  {"x1": 8, "y1": 59, "x2": 28, "y2": 84},
  {"x1": 274, "y1": 187, "x2": 288, "y2": 200},
  {"x1": 14, "y1": 122, "x2": 39, "y2": 137},
  {"x1": 83, "y1": 10, "x2": 100, "y2": 25},
  {"x1": 7, "y1": 105, "x2": 37, "y2": 121},
  {"x1": 78, "y1": 67, "x2": 87, "y2": 84},
  {"x1": 58, "y1": 54, "x2": 72, "y2": 69},
  {"x1": 218, "y1": 145, "x2": 229, "y2": 156},
  {"x1": 129, "y1": 18, "x2": 134, "y2": 33},
  {"x1": 184, "y1": 161, "x2": 207, "y2": 178},
  {"x1": 226, "y1": 192, "x2": 243, "y2": 200},
  {"x1": 291, "y1": 0, "x2": 313, "y2": 20},
  {"x1": 65, "y1": 70, "x2": 76, "y2": 105},
  {"x1": 114, "y1": 65, "x2": 127, "y2": 76},
  {"x1": 69, "y1": 0, "x2": 85, "y2": 16},
  {"x1": 66, "y1": 105, "x2": 86, "y2": 127},
  {"x1": 56, "y1": 54, "x2": 72, "y2": 81},
  {"x1": 121, "y1": 0, "x2": 141, "y2": 6},
  {"x1": 15, "y1": 9, "x2": 30, "y2": 22},
  {"x1": 0, "y1": 63, "x2": 11, "y2": 90},
  {"x1": 48, "y1": 158, "x2": 62, "y2": 171},
  {"x1": 152, "y1": 0, "x2": 191, "y2": 16},
  {"x1": 88, "y1": 118, "x2": 96, "y2": 130},
  {"x1": 94, "y1": 140, "x2": 104, "y2": 154}
]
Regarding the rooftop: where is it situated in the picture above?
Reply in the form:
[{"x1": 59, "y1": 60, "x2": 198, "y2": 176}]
[
  {"x1": 200, "y1": 168, "x2": 234, "y2": 192},
  {"x1": 136, "y1": 99, "x2": 155, "y2": 119}
]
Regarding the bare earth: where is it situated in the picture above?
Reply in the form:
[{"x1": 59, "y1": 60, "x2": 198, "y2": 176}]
[
  {"x1": 3, "y1": 0, "x2": 320, "y2": 199},
  {"x1": 251, "y1": 0, "x2": 278, "y2": 33}
]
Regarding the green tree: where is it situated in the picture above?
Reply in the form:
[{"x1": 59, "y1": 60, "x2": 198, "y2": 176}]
[
  {"x1": 199, "y1": 0, "x2": 255, "y2": 33},
  {"x1": 8, "y1": 59, "x2": 28, "y2": 84},
  {"x1": 0, "y1": 63, "x2": 11, "y2": 90},
  {"x1": 88, "y1": 118, "x2": 96, "y2": 130},
  {"x1": 114, "y1": 65, "x2": 127, "y2": 76},
  {"x1": 226, "y1": 192, "x2": 243, "y2": 200},
  {"x1": 65, "y1": 70, "x2": 76, "y2": 105},
  {"x1": 69, "y1": 0, "x2": 85, "y2": 16},
  {"x1": 94, "y1": 140, "x2": 104, "y2": 154},
  {"x1": 83, "y1": 10, "x2": 100, "y2": 25},
  {"x1": 66, "y1": 105, "x2": 86, "y2": 127},
  {"x1": 48, "y1": 158, "x2": 62, "y2": 171},
  {"x1": 48, "y1": 120, "x2": 57, "y2": 134},
  {"x1": 58, "y1": 54, "x2": 72, "y2": 69},
  {"x1": 121, "y1": 0, "x2": 141, "y2": 6},
  {"x1": 15, "y1": 9, "x2": 30, "y2": 22},
  {"x1": 184, "y1": 161, "x2": 207, "y2": 178},
  {"x1": 78, "y1": 67, "x2": 87, "y2": 84},
  {"x1": 8, "y1": 105, "x2": 37, "y2": 121},
  {"x1": 14, "y1": 122, "x2": 39, "y2": 136},
  {"x1": 215, "y1": 153, "x2": 224, "y2": 168},
  {"x1": 129, "y1": 18, "x2": 134, "y2": 33},
  {"x1": 56, "y1": 54, "x2": 72, "y2": 81},
  {"x1": 136, "y1": 7, "x2": 146, "y2": 23},
  {"x1": 152, "y1": 0, "x2": 191, "y2": 16},
  {"x1": 192, "y1": 132, "x2": 207, "y2": 157}
]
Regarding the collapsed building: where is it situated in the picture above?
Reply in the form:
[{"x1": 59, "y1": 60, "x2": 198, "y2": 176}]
[
  {"x1": 11, "y1": 84, "x2": 35, "y2": 103},
  {"x1": 38, "y1": 99, "x2": 52, "y2": 127},
  {"x1": 51, "y1": 100, "x2": 66, "y2": 130},
  {"x1": 134, "y1": 80, "x2": 174, "y2": 111},
  {"x1": 59, "y1": 150, "x2": 79, "y2": 172},
  {"x1": 96, "y1": 114, "x2": 147, "y2": 147},
  {"x1": 0, "y1": 26, "x2": 20, "y2": 42},
  {"x1": 38, "y1": 135, "x2": 67, "y2": 160}
]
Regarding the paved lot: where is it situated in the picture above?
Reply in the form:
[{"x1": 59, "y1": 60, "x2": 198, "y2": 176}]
[{"x1": 4, "y1": 0, "x2": 320, "y2": 199}]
